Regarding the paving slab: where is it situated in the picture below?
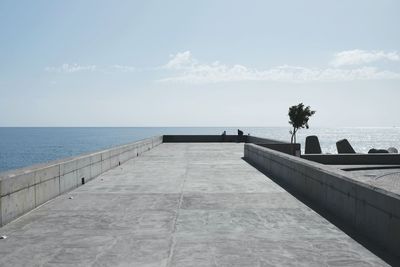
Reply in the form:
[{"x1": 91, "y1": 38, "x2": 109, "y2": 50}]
[{"x1": 0, "y1": 143, "x2": 388, "y2": 266}]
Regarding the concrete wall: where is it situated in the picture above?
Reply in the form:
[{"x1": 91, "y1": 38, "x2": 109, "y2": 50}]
[
  {"x1": 302, "y1": 153, "x2": 400, "y2": 165},
  {"x1": 164, "y1": 134, "x2": 297, "y2": 148},
  {"x1": 163, "y1": 135, "x2": 300, "y2": 156},
  {"x1": 0, "y1": 136, "x2": 163, "y2": 226},
  {"x1": 245, "y1": 143, "x2": 400, "y2": 258},
  {"x1": 163, "y1": 135, "x2": 242, "y2": 143},
  {"x1": 246, "y1": 136, "x2": 286, "y2": 144},
  {"x1": 257, "y1": 143, "x2": 301, "y2": 156}
]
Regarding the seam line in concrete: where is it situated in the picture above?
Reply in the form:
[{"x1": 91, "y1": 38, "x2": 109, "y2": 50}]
[{"x1": 166, "y1": 144, "x2": 189, "y2": 267}]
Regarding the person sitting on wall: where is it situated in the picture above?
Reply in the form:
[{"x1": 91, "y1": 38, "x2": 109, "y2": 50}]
[
  {"x1": 221, "y1": 131, "x2": 226, "y2": 141},
  {"x1": 237, "y1": 129, "x2": 244, "y2": 142}
]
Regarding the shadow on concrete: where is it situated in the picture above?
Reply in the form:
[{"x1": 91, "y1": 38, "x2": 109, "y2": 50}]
[{"x1": 242, "y1": 157, "x2": 400, "y2": 266}]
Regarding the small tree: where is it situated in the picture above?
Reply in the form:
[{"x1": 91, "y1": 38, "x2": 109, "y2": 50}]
[{"x1": 288, "y1": 103, "x2": 316, "y2": 144}]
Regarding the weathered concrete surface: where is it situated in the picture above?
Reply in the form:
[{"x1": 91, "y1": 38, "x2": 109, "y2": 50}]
[
  {"x1": 346, "y1": 167, "x2": 400, "y2": 195},
  {"x1": 0, "y1": 136, "x2": 163, "y2": 227},
  {"x1": 245, "y1": 143, "x2": 400, "y2": 261},
  {"x1": 0, "y1": 143, "x2": 388, "y2": 266}
]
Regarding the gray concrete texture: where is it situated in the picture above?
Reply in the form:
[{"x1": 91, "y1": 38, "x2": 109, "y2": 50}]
[
  {"x1": 245, "y1": 143, "x2": 400, "y2": 260},
  {"x1": 0, "y1": 143, "x2": 388, "y2": 266},
  {"x1": 0, "y1": 136, "x2": 163, "y2": 226},
  {"x1": 301, "y1": 153, "x2": 400, "y2": 165},
  {"x1": 345, "y1": 167, "x2": 400, "y2": 195}
]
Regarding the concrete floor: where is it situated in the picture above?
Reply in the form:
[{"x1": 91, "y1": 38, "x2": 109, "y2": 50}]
[{"x1": 0, "y1": 143, "x2": 388, "y2": 266}]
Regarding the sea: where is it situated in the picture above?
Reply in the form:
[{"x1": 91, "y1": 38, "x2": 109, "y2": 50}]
[{"x1": 1, "y1": 127, "x2": 399, "y2": 173}]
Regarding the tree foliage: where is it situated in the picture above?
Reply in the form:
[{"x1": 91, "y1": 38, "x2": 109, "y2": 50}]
[{"x1": 288, "y1": 103, "x2": 316, "y2": 144}]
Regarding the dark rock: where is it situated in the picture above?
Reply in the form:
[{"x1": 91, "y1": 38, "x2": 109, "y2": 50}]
[{"x1": 368, "y1": 148, "x2": 389, "y2": 154}]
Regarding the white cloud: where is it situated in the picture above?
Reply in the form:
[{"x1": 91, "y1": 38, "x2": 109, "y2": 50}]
[
  {"x1": 45, "y1": 64, "x2": 137, "y2": 73},
  {"x1": 159, "y1": 52, "x2": 400, "y2": 83},
  {"x1": 45, "y1": 63, "x2": 97, "y2": 73},
  {"x1": 331, "y1": 49, "x2": 400, "y2": 67},
  {"x1": 109, "y1": 65, "x2": 136, "y2": 72},
  {"x1": 45, "y1": 50, "x2": 400, "y2": 83},
  {"x1": 164, "y1": 51, "x2": 196, "y2": 69}
]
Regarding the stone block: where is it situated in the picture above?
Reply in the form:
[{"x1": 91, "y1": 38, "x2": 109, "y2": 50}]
[
  {"x1": 336, "y1": 139, "x2": 356, "y2": 154},
  {"x1": 305, "y1": 135, "x2": 322, "y2": 154}
]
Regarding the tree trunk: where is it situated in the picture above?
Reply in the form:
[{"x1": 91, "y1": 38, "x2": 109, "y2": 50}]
[{"x1": 291, "y1": 127, "x2": 297, "y2": 144}]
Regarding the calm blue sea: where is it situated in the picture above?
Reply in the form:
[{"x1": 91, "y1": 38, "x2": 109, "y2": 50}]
[{"x1": 1, "y1": 127, "x2": 399, "y2": 173}]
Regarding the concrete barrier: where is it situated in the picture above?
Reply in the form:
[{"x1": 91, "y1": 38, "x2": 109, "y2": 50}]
[
  {"x1": 246, "y1": 136, "x2": 301, "y2": 156},
  {"x1": 245, "y1": 143, "x2": 400, "y2": 258},
  {"x1": 257, "y1": 143, "x2": 301, "y2": 156},
  {"x1": 163, "y1": 135, "x2": 292, "y2": 144},
  {"x1": 246, "y1": 136, "x2": 287, "y2": 144},
  {"x1": 0, "y1": 136, "x2": 163, "y2": 226},
  {"x1": 163, "y1": 135, "x2": 300, "y2": 156},
  {"x1": 302, "y1": 153, "x2": 400, "y2": 165},
  {"x1": 163, "y1": 135, "x2": 241, "y2": 143}
]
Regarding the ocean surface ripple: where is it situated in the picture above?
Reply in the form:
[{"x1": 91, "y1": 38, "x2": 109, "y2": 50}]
[{"x1": 1, "y1": 127, "x2": 399, "y2": 172}]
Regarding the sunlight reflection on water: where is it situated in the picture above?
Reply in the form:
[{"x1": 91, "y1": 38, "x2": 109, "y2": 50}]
[{"x1": 0, "y1": 127, "x2": 399, "y2": 172}]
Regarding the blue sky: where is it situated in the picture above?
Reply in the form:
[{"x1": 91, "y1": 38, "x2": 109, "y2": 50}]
[{"x1": 0, "y1": 0, "x2": 399, "y2": 127}]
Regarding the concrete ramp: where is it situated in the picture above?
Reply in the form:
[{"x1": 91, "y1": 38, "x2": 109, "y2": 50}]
[{"x1": 0, "y1": 143, "x2": 388, "y2": 266}]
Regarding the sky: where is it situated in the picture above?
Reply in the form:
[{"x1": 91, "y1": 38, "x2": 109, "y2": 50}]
[{"x1": 0, "y1": 0, "x2": 399, "y2": 127}]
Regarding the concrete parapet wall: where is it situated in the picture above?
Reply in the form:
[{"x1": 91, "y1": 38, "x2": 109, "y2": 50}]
[
  {"x1": 164, "y1": 135, "x2": 300, "y2": 156},
  {"x1": 302, "y1": 153, "x2": 400, "y2": 165},
  {"x1": 163, "y1": 134, "x2": 296, "y2": 145},
  {"x1": 246, "y1": 136, "x2": 286, "y2": 144},
  {"x1": 163, "y1": 135, "x2": 242, "y2": 143},
  {"x1": 245, "y1": 143, "x2": 400, "y2": 257},
  {"x1": 0, "y1": 136, "x2": 163, "y2": 226},
  {"x1": 257, "y1": 143, "x2": 301, "y2": 156}
]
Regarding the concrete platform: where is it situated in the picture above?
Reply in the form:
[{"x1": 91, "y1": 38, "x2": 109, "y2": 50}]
[
  {"x1": 0, "y1": 143, "x2": 388, "y2": 266},
  {"x1": 346, "y1": 168, "x2": 400, "y2": 195}
]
